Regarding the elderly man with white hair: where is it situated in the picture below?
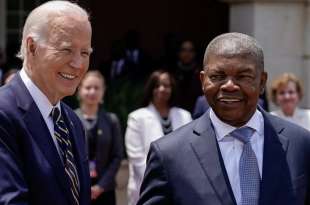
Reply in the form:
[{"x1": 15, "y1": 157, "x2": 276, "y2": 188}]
[{"x1": 0, "y1": 1, "x2": 92, "y2": 205}]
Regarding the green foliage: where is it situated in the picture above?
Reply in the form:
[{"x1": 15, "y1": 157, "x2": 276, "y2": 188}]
[{"x1": 104, "y1": 76, "x2": 145, "y2": 132}]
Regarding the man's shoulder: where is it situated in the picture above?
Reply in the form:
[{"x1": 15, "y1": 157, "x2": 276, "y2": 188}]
[
  {"x1": 0, "y1": 84, "x2": 21, "y2": 123},
  {"x1": 266, "y1": 112, "x2": 310, "y2": 142},
  {"x1": 0, "y1": 84, "x2": 17, "y2": 107}
]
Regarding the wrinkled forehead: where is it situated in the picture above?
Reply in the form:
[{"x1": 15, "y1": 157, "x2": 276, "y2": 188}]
[
  {"x1": 204, "y1": 53, "x2": 261, "y2": 73},
  {"x1": 204, "y1": 37, "x2": 263, "y2": 70},
  {"x1": 209, "y1": 40, "x2": 255, "y2": 59},
  {"x1": 204, "y1": 52, "x2": 259, "y2": 69},
  {"x1": 46, "y1": 15, "x2": 91, "y2": 44}
]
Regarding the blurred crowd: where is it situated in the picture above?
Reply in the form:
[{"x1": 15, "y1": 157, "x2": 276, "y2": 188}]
[{"x1": 1, "y1": 30, "x2": 310, "y2": 205}]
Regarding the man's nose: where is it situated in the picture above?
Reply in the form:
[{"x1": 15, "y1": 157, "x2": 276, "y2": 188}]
[
  {"x1": 221, "y1": 78, "x2": 239, "y2": 91},
  {"x1": 70, "y1": 52, "x2": 83, "y2": 69}
]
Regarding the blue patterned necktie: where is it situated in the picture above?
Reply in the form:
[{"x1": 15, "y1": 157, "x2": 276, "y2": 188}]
[
  {"x1": 51, "y1": 107, "x2": 80, "y2": 205},
  {"x1": 230, "y1": 127, "x2": 260, "y2": 205}
]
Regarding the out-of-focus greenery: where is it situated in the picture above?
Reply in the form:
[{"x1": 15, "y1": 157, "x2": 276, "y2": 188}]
[{"x1": 104, "y1": 76, "x2": 145, "y2": 132}]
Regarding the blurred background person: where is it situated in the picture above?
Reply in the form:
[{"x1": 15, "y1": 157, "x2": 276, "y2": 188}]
[
  {"x1": 2, "y1": 68, "x2": 19, "y2": 85},
  {"x1": 123, "y1": 30, "x2": 152, "y2": 80},
  {"x1": 108, "y1": 40, "x2": 128, "y2": 81},
  {"x1": 125, "y1": 70, "x2": 192, "y2": 205},
  {"x1": 76, "y1": 70, "x2": 123, "y2": 205},
  {"x1": 192, "y1": 95, "x2": 209, "y2": 119},
  {"x1": 173, "y1": 40, "x2": 202, "y2": 112},
  {"x1": 270, "y1": 72, "x2": 310, "y2": 130}
]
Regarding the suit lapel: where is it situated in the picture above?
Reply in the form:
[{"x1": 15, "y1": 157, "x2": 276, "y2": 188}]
[
  {"x1": 12, "y1": 74, "x2": 75, "y2": 205},
  {"x1": 259, "y1": 111, "x2": 290, "y2": 205},
  {"x1": 191, "y1": 111, "x2": 235, "y2": 205}
]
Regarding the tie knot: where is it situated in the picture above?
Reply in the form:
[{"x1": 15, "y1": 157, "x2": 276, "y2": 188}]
[
  {"x1": 51, "y1": 107, "x2": 61, "y2": 123},
  {"x1": 230, "y1": 127, "x2": 254, "y2": 143}
]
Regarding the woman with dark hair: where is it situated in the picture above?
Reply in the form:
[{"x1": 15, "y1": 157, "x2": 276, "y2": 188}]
[
  {"x1": 125, "y1": 70, "x2": 192, "y2": 205},
  {"x1": 75, "y1": 70, "x2": 123, "y2": 205}
]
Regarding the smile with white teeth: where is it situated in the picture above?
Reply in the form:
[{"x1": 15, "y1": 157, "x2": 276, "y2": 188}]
[
  {"x1": 219, "y1": 99, "x2": 241, "y2": 102},
  {"x1": 59, "y1": 73, "x2": 76, "y2": 80}
]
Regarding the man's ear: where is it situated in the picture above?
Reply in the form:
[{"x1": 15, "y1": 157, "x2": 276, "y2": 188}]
[
  {"x1": 26, "y1": 37, "x2": 37, "y2": 56},
  {"x1": 200, "y1": 70, "x2": 206, "y2": 92},
  {"x1": 260, "y1": 71, "x2": 268, "y2": 95}
]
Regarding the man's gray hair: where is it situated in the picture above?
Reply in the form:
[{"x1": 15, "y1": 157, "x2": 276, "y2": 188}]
[
  {"x1": 204, "y1": 32, "x2": 264, "y2": 70},
  {"x1": 17, "y1": 0, "x2": 89, "y2": 61}
]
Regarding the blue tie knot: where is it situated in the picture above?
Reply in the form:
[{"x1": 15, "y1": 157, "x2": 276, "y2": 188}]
[{"x1": 230, "y1": 127, "x2": 255, "y2": 144}]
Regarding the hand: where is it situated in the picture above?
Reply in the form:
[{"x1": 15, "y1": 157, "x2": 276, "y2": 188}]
[
  {"x1": 91, "y1": 185, "x2": 104, "y2": 200},
  {"x1": 90, "y1": 169, "x2": 97, "y2": 178}
]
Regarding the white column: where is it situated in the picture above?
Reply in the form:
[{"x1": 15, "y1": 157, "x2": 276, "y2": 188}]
[
  {"x1": 303, "y1": 1, "x2": 310, "y2": 107},
  {"x1": 224, "y1": 0, "x2": 308, "y2": 109}
]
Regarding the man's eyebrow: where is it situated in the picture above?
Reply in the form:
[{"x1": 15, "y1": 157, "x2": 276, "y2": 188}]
[
  {"x1": 58, "y1": 41, "x2": 72, "y2": 47},
  {"x1": 238, "y1": 67, "x2": 255, "y2": 73}
]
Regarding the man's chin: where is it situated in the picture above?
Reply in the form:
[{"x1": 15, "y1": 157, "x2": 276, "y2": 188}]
[
  {"x1": 217, "y1": 112, "x2": 251, "y2": 127},
  {"x1": 60, "y1": 89, "x2": 77, "y2": 99}
]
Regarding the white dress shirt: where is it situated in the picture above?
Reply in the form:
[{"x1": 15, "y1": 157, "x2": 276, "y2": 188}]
[
  {"x1": 210, "y1": 109, "x2": 264, "y2": 205},
  {"x1": 20, "y1": 68, "x2": 61, "y2": 155}
]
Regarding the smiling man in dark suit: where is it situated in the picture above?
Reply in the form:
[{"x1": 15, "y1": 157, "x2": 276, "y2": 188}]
[
  {"x1": 137, "y1": 33, "x2": 310, "y2": 205},
  {"x1": 0, "y1": 1, "x2": 92, "y2": 205}
]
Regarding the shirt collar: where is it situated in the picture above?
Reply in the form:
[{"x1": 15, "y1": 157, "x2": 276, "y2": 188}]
[
  {"x1": 210, "y1": 108, "x2": 264, "y2": 141},
  {"x1": 20, "y1": 68, "x2": 61, "y2": 120}
]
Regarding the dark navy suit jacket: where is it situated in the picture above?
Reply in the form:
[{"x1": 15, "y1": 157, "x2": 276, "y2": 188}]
[
  {"x1": 138, "y1": 109, "x2": 310, "y2": 205},
  {"x1": 0, "y1": 74, "x2": 90, "y2": 205}
]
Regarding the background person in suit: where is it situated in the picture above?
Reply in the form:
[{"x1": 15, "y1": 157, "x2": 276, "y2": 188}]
[
  {"x1": 0, "y1": 1, "x2": 92, "y2": 205},
  {"x1": 76, "y1": 70, "x2": 123, "y2": 205},
  {"x1": 192, "y1": 95, "x2": 210, "y2": 119},
  {"x1": 173, "y1": 40, "x2": 202, "y2": 112},
  {"x1": 125, "y1": 69, "x2": 192, "y2": 205},
  {"x1": 137, "y1": 33, "x2": 310, "y2": 205}
]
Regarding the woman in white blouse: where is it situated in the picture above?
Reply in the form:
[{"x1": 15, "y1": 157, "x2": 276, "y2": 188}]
[
  {"x1": 125, "y1": 70, "x2": 192, "y2": 205},
  {"x1": 270, "y1": 72, "x2": 310, "y2": 130}
]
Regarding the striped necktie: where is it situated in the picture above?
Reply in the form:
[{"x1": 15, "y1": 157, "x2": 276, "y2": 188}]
[
  {"x1": 51, "y1": 107, "x2": 80, "y2": 205},
  {"x1": 230, "y1": 127, "x2": 260, "y2": 205}
]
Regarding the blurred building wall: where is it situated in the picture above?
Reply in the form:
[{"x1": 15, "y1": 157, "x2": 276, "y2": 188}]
[
  {"x1": 224, "y1": 0, "x2": 310, "y2": 109},
  {"x1": 88, "y1": 0, "x2": 229, "y2": 69}
]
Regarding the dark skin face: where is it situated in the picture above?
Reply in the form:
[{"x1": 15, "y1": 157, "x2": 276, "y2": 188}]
[{"x1": 200, "y1": 54, "x2": 267, "y2": 127}]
